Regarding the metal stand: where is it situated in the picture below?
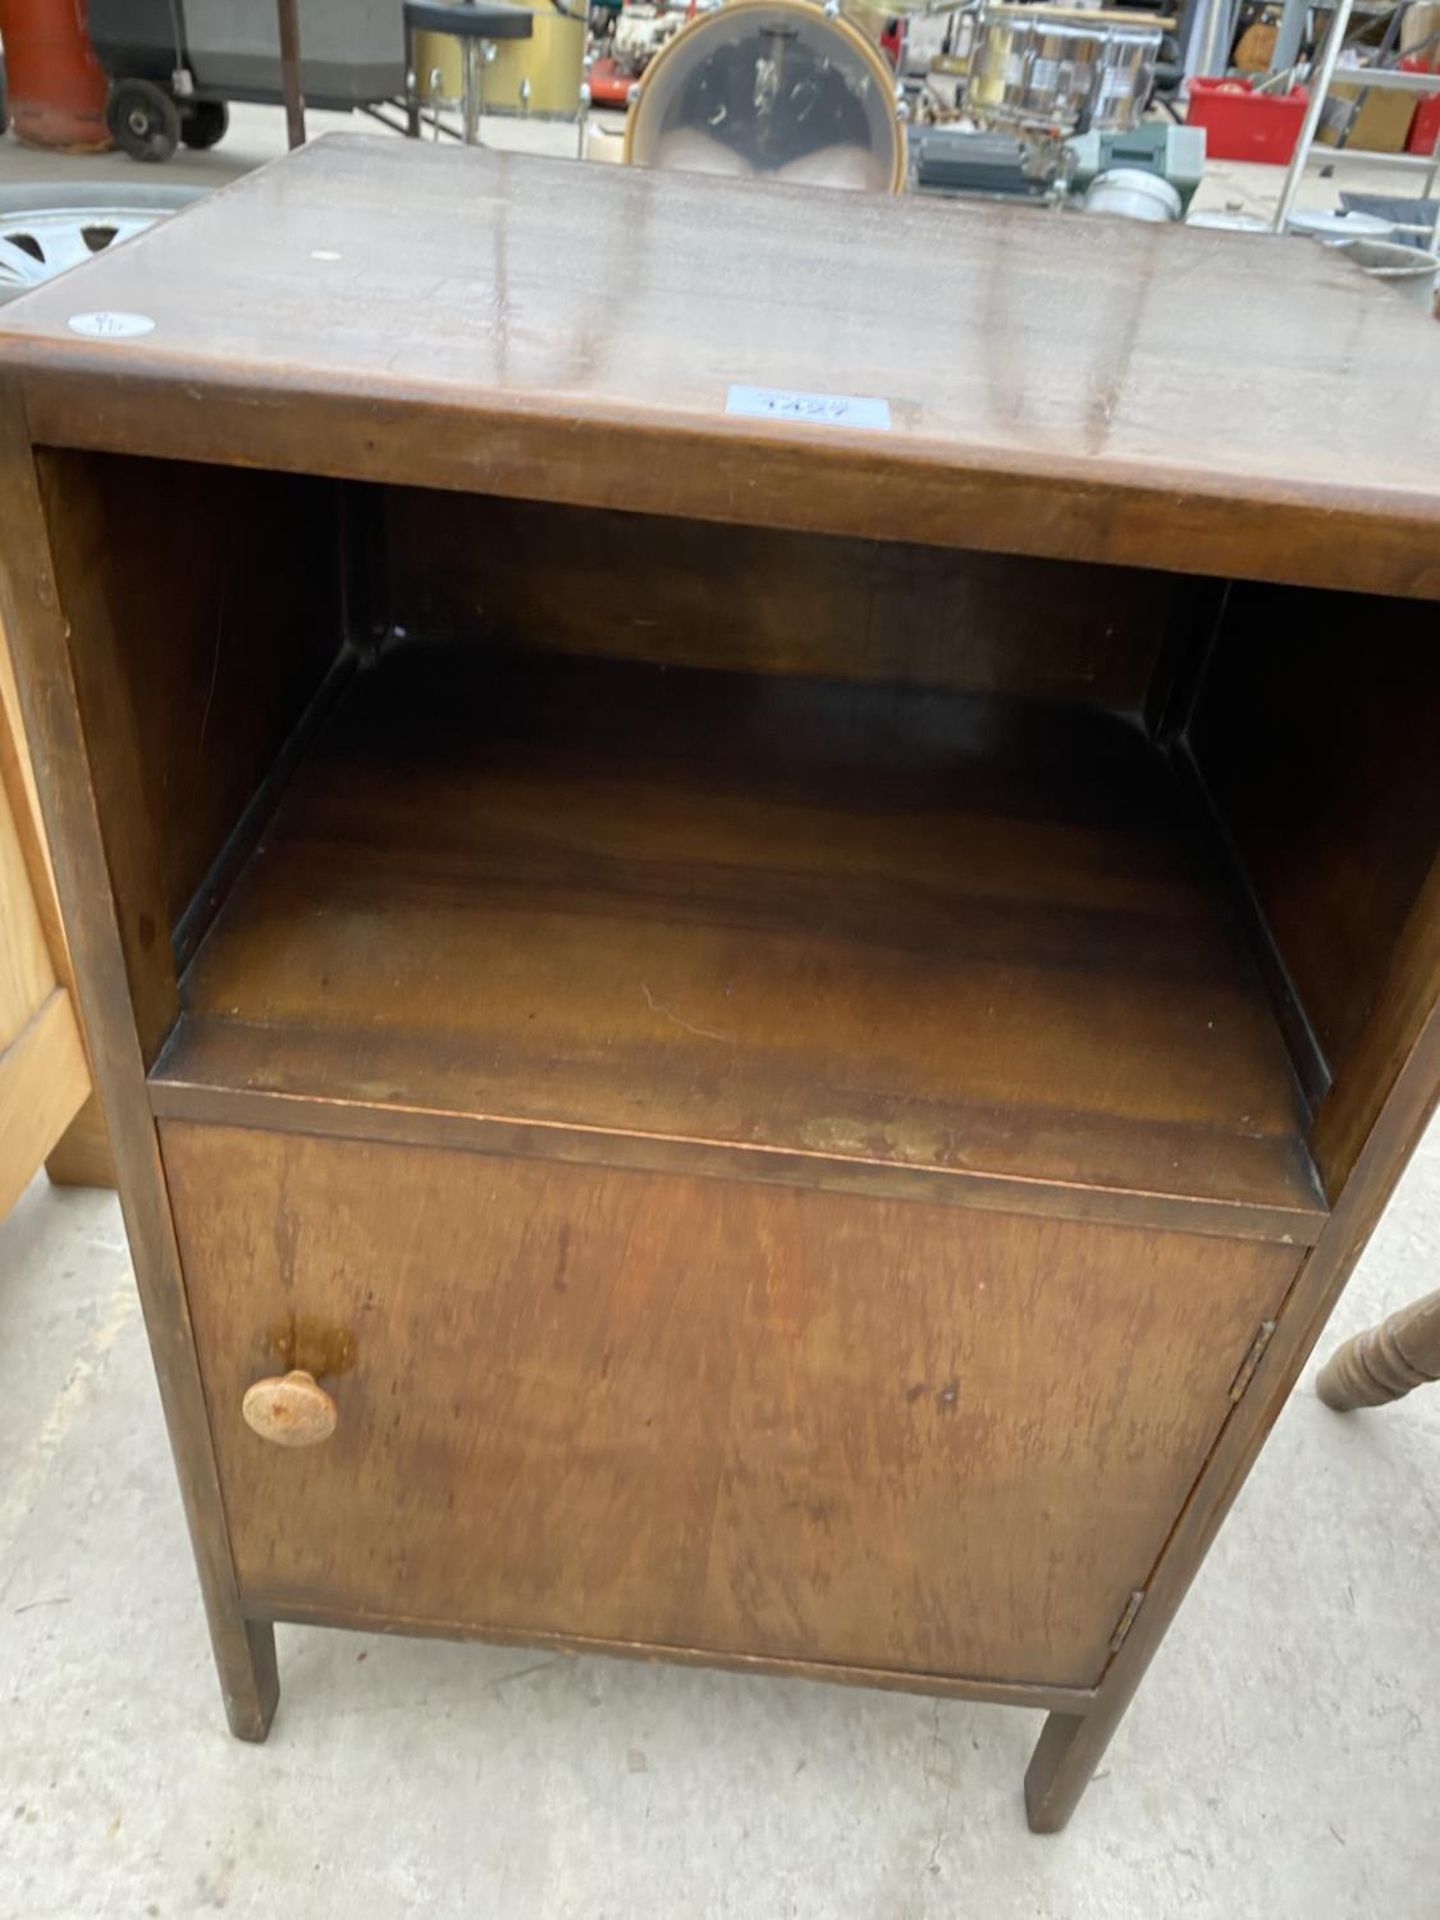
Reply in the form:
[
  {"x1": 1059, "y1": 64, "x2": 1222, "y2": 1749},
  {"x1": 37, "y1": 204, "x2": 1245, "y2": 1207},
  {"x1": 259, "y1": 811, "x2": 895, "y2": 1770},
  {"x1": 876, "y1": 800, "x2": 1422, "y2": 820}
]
[
  {"x1": 276, "y1": 0, "x2": 307, "y2": 150},
  {"x1": 1186, "y1": 0, "x2": 1240, "y2": 76},
  {"x1": 1272, "y1": 0, "x2": 1354, "y2": 229},
  {"x1": 1271, "y1": 0, "x2": 1308, "y2": 77},
  {"x1": 462, "y1": 37, "x2": 486, "y2": 144}
]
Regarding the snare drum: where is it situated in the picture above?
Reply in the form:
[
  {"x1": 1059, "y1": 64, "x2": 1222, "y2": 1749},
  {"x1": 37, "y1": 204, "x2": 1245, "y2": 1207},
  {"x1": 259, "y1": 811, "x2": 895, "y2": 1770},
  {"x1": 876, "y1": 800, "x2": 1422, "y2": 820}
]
[{"x1": 968, "y1": 6, "x2": 1162, "y2": 134}]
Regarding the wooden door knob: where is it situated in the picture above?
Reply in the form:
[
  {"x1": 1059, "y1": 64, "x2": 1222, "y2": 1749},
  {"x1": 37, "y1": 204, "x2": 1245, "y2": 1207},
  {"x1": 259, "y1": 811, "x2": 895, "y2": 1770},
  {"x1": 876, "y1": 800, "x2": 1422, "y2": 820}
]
[{"x1": 241, "y1": 1369, "x2": 337, "y2": 1447}]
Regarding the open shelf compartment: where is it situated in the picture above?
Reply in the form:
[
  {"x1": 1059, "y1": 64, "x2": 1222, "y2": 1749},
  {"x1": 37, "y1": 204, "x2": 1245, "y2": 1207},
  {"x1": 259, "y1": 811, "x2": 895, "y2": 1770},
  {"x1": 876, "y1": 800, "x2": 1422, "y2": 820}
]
[
  {"x1": 149, "y1": 633, "x2": 1323, "y2": 1241},
  {"x1": 41, "y1": 449, "x2": 1436, "y2": 1251}
]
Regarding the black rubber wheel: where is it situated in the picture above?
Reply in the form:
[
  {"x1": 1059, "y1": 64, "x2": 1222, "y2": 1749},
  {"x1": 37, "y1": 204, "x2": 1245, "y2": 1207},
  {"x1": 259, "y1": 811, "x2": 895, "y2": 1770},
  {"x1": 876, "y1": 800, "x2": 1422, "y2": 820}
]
[
  {"x1": 181, "y1": 100, "x2": 230, "y2": 150},
  {"x1": 106, "y1": 79, "x2": 181, "y2": 163}
]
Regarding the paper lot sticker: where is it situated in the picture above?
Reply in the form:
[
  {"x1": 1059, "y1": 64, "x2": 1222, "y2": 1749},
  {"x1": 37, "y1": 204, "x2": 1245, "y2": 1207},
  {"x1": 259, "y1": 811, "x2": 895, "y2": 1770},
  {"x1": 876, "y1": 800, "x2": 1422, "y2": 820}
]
[
  {"x1": 726, "y1": 385, "x2": 892, "y2": 432},
  {"x1": 68, "y1": 311, "x2": 156, "y2": 339}
]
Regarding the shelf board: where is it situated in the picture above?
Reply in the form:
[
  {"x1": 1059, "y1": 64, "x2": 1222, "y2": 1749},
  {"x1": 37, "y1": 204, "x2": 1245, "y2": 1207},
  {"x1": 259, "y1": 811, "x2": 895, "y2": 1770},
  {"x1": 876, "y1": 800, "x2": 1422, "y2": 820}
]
[
  {"x1": 151, "y1": 645, "x2": 1325, "y2": 1243},
  {"x1": 1328, "y1": 67, "x2": 1440, "y2": 92},
  {"x1": 1307, "y1": 145, "x2": 1440, "y2": 168}
]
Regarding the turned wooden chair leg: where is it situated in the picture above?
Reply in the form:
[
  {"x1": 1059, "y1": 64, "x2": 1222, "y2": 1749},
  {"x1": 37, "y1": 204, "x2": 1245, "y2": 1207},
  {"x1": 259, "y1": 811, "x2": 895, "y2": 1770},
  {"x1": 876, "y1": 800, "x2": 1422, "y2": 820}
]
[{"x1": 1316, "y1": 1288, "x2": 1440, "y2": 1412}]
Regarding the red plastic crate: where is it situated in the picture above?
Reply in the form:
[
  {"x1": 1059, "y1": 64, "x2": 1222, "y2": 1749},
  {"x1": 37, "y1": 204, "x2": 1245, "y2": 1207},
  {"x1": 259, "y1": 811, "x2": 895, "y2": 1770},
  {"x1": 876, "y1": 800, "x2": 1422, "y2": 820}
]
[
  {"x1": 1403, "y1": 55, "x2": 1440, "y2": 155},
  {"x1": 1186, "y1": 76, "x2": 1310, "y2": 164}
]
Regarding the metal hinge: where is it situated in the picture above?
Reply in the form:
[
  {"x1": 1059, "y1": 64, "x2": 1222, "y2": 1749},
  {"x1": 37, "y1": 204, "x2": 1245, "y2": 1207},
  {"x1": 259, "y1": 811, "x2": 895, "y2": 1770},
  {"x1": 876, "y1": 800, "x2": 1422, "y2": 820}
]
[
  {"x1": 1228, "y1": 1319, "x2": 1279, "y2": 1404},
  {"x1": 1109, "y1": 1588, "x2": 1146, "y2": 1655}
]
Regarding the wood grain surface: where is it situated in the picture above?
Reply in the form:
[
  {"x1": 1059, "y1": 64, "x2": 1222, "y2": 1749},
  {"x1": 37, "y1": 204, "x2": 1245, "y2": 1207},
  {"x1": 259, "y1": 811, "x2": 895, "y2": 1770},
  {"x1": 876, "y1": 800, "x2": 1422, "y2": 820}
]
[
  {"x1": 1027, "y1": 962, "x2": 1440, "y2": 1830},
  {"x1": 1, "y1": 138, "x2": 1437, "y2": 597},
  {"x1": 0, "y1": 665, "x2": 87, "y2": 1209},
  {"x1": 162, "y1": 1120, "x2": 1301, "y2": 1690},
  {"x1": 42, "y1": 1091, "x2": 115, "y2": 1190},
  {"x1": 2, "y1": 140, "x2": 1436, "y2": 1827},
  {"x1": 0, "y1": 607, "x2": 61, "y2": 958},
  {"x1": 0, "y1": 725, "x2": 59, "y2": 1054},
  {"x1": 1316, "y1": 1285, "x2": 1440, "y2": 1410},
  {"x1": 152, "y1": 643, "x2": 1323, "y2": 1239},
  {"x1": 0, "y1": 991, "x2": 89, "y2": 1219},
  {"x1": 1312, "y1": 850, "x2": 1440, "y2": 1203},
  {"x1": 0, "y1": 605, "x2": 104, "y2": 1198},
  {"x1": 0, "y1": 400, "x2": 279, "y2": 1735},
  {"x1": 383, "y1": 490, "x2": 1182, "y2": 709},
  {"x1": 35, "y1": 451, "x2": 343, "y2": 946},
  {"x1": 253, "y1": 1594, "x2": 1092, "y2": 1715}
]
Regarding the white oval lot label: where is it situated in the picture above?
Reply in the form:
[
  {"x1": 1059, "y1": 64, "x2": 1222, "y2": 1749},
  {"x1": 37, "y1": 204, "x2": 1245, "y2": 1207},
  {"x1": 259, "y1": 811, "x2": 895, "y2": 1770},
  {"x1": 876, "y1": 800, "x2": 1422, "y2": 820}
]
[{"x1": 68, "y1": 311, "x2": 156, "y2": 339}]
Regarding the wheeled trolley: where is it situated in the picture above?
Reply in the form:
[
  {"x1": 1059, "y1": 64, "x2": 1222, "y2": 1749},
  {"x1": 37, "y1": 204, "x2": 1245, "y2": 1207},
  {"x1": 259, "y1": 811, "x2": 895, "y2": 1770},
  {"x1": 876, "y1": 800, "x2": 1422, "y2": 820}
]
[{"x1": 87, "y1": 0, "x2": 406, "y2": 159}]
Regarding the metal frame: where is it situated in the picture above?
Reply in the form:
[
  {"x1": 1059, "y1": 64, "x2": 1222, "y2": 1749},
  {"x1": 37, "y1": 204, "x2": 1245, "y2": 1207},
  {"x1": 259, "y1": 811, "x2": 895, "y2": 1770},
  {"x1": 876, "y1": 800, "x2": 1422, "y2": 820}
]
[{"x1": 1271, "y1": 0, "x2": 1440, "y2": 238}]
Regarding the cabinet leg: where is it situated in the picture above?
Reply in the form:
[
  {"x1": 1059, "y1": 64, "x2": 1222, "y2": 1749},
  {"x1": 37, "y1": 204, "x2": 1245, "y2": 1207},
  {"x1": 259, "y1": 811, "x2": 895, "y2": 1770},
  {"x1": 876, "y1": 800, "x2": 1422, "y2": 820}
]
[
  {"x1": 1024, "y1": 1708, "x2": 1118, "y2": 1833},
  {"x1": 213, "y1": 1616, "x2": 279, "y2": 1741}
]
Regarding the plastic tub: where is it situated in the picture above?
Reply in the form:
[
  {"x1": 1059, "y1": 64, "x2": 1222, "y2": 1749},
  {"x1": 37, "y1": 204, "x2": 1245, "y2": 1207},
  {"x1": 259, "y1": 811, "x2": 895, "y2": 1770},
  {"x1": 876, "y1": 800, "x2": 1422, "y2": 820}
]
[
  {"x1": 1186, "y1": 209, "x2": 1271, "y2": 231},
  {"x1": 1186, "y1": 76, "x2": 1308, "y2": 164},
  {"x1": 1339, "y1": 190, "x2": 1440, "y2": 247},
  {"x1": 1333, "y1": 238, "x2": 1440, "y2": 311},
  {"x1": 1404, "y1": 56, "x2": 1440, "y2": 154},
  {"x1": 1082, "y1": 168, "x2": 1182, "y2": 222},
  {"x1": 1288, "y1": 208, "x2": 1393, "y2": 243}
]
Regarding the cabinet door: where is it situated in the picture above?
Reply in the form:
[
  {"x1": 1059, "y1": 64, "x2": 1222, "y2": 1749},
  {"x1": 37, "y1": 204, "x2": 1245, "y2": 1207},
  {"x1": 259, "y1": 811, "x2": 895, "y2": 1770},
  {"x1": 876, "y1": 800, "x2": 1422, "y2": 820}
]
[{"x1": 163, "y1": 1121, "x2": 1300, "y2": 1690}]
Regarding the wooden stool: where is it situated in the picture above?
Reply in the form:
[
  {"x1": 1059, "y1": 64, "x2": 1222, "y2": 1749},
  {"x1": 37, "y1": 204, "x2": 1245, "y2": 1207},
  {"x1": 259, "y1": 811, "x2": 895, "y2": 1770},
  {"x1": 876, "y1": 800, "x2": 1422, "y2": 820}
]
[{"x1": 1317, "y1": 1290, "x2": 1440, "y2": 1412}]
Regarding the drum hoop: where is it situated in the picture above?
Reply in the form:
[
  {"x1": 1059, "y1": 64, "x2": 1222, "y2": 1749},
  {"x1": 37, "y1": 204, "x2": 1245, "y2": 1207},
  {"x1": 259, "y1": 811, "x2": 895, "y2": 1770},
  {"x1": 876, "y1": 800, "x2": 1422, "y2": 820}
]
[
  {"x1": 622, "y1": 0, "x2": 906, "y2": 194},
  {"x1": 977, "y1": 5, "x2": 1166, "y2": 27}
]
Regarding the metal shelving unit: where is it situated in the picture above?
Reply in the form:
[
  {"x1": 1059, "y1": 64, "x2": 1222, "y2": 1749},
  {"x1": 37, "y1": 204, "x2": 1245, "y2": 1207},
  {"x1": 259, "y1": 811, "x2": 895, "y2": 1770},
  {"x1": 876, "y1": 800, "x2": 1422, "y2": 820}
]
[
  {"x1": 1271, "y1": 0, "x2": 1397, "y2": 77},
  {"x1": 1271, "y1": 0, "x2": 1440, "y2": 239}
]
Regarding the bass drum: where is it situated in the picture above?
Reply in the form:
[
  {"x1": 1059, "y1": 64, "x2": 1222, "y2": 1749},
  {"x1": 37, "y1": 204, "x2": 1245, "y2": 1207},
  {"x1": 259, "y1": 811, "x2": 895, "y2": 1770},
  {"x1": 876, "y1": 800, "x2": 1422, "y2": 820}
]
[{"x1": 623, "y1": 0, "x2": 905, "y2": 194}]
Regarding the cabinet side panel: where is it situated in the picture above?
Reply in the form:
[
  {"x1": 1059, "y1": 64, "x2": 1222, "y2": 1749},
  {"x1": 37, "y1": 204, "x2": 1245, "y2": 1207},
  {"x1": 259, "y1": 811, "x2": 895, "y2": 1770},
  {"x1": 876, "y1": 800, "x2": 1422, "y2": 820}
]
[
  {"x1": 1189, "y1": 588, "x2": 1440, "y2": 1111},
  {"x1": 35, "y1": 452, "x2": 344, "y2": 1057},
  {"x1": 0, "y1": 400, "x2": 276, "y2": 1733},
  {"x1": 1311, "y1": 852, "x2": 1440, "y2": 1198}
]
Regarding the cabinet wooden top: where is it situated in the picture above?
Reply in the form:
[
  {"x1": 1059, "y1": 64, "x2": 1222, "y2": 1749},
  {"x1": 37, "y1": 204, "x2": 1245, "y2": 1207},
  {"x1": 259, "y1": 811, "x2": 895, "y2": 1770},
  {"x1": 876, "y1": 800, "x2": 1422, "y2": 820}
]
[{"x1": 1, "y1": 134, "x2": 1436, "y2": 595}]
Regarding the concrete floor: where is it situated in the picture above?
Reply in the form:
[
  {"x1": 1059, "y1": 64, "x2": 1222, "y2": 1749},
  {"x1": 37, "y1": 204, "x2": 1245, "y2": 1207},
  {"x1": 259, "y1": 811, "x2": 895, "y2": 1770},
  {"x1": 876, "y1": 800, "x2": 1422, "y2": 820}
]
[
  {"x1": 0, "y1": 99, "x2": 617, "y2": 193},
  {"x1": 0, "y1": 1125, "x2": 1436, "y2": 1919},
  {"x1": 3, "y1": 91, "x2": 1439, "y2": 1920}
]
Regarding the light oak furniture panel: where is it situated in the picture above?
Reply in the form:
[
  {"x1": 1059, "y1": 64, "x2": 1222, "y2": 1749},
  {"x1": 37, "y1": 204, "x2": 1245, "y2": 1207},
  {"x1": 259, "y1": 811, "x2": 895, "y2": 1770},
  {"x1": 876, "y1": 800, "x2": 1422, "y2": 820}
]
[
  {"x1": 1, "y1": 137, "x2": 1437, "y2": 1831},
  {"x1": 0, "y1": 791, "x2": 88, "y2": 1219},
  {"x1": 0, "y1": 613, "x2": 109, "y2": 1213}
]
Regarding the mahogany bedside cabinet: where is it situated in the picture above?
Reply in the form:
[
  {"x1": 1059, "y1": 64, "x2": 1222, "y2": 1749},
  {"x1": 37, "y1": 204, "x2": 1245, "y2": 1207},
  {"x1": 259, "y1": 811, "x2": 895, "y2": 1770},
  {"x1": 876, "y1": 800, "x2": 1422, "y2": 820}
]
[{"x1": 1, "y1": 136, "x2": 1437, "y2": 1831}]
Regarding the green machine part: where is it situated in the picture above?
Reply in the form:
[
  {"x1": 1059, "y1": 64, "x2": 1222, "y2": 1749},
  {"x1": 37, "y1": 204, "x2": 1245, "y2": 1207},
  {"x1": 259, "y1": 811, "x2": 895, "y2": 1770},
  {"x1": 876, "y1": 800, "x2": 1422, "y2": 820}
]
[{"x1": 1065, "y1": 124, "x2": 1207, "y2": 210}]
